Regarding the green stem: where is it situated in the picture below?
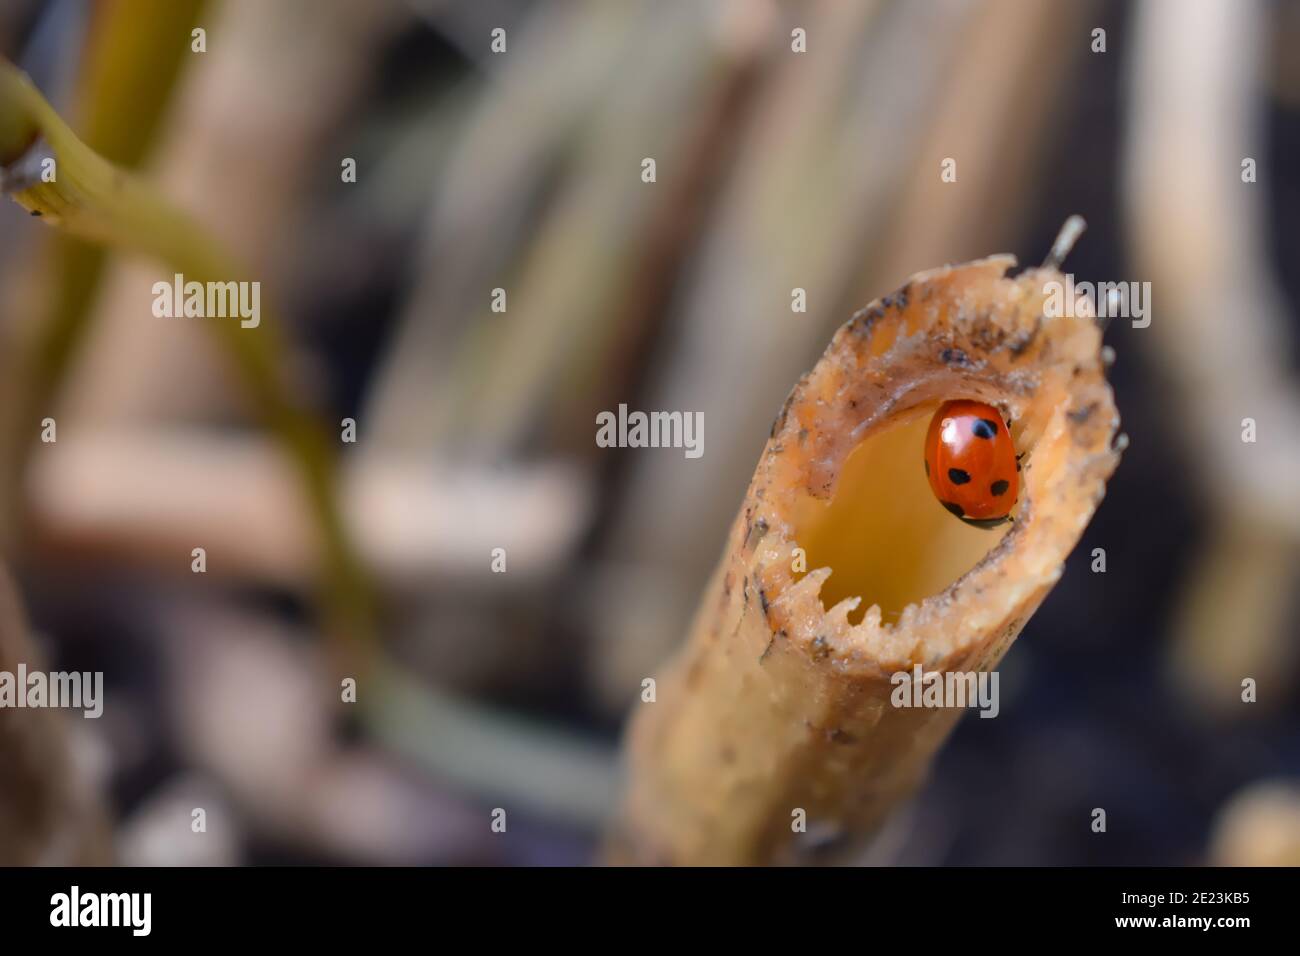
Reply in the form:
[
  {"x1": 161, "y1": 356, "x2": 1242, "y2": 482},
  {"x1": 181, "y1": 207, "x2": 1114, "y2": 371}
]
[{"x1": 0, "y1": 57, "x2": 374, "y2": 656}]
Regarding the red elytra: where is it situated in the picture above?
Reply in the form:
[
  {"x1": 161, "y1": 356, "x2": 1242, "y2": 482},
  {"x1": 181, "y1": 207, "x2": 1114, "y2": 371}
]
[{"x1": 923, "y1": 399, "x2": 1019, "y2": 528}]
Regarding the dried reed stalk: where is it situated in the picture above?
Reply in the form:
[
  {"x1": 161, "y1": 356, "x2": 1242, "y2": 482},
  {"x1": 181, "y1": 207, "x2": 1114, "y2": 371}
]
[{"x1": 611, "y1": 248, "x2": 1121, "y2": 865}]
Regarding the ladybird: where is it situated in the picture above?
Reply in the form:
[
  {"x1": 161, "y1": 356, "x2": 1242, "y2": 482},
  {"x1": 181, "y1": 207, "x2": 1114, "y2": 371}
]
[{"x1": 923, "y1": 399, "x2": 1019, "y2": 528}]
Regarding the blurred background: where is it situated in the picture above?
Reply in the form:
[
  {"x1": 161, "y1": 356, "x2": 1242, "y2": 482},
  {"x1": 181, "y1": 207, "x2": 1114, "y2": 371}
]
[{"x1": 0, "y1": 0, "x2": 1298, "y2": 866}]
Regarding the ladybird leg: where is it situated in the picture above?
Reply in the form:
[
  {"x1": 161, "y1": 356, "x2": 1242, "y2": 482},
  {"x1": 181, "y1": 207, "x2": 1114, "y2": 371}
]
[{"x1": 958, "y1": 515, "x2": 1011, "y2": 530}]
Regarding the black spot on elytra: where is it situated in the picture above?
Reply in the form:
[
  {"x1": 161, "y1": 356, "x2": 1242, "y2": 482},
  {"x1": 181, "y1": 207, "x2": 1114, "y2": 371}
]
[
  {"x1": 948, "y1": 468, "x2": 971, "y2": 485},
  {"x1": 991, "y1": 479, "x2": 1010, "y2": 497},
  {"x1": 972, "y1": 419, "x2": 998, "y2": 440},
  {"x1": 942, "y1": 501, "x2": 965, "y2": 518}
]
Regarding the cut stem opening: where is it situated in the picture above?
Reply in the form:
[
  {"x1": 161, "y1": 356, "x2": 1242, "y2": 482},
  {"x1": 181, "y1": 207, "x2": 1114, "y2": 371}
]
[{"x1": 793, "y1": 403, "x2": 1015, "y2": 626}]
